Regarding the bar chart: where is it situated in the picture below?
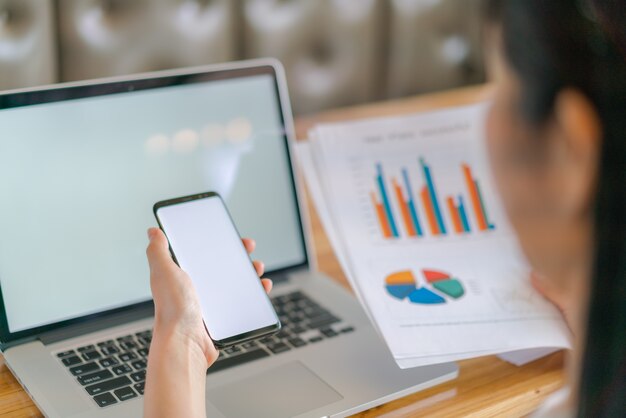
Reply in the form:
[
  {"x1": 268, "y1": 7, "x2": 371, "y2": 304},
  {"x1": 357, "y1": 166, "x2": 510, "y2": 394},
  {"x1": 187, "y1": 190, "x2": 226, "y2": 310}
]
[{"x1": 371, "y1": 157, "x2": 496, "y2": 240}]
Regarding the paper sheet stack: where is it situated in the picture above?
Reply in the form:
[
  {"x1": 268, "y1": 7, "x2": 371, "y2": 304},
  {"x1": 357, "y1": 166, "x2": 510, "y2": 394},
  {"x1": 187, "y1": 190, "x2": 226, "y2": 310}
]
[{"x1": 295, "y1": 103, "x2": 570, "y2": 368}]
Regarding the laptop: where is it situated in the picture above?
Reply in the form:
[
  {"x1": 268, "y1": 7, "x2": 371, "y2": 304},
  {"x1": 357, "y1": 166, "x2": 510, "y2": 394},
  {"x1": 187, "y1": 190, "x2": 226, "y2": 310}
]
[{"x1": 0, "y1": 59, "x2": 458, "y2": 418}]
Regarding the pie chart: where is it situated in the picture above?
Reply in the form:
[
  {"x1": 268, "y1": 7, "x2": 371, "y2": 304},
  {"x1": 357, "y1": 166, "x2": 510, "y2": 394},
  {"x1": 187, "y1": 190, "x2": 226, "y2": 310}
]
[{"x1": 385, "y1": 269, "x2": 465, "y2": 304}]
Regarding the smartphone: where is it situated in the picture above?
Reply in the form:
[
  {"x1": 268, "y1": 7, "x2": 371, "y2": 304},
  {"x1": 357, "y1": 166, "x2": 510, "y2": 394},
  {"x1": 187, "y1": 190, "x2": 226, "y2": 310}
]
[{"x1": 153, "y1": 191, "x2": 280, "y2": 348}]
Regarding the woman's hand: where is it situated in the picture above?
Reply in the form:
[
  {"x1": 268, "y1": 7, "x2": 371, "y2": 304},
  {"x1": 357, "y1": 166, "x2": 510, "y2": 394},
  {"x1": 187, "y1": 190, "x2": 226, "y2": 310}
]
[
  {"x1": 530, "y1": 272, "x2": 574, "y2": 331},
  {"x1": 146, "y1": 227, "x2": 272, "y2": 368},
  {"x1": 143, "y1": 227, "x2": 272, "y2": 418}
]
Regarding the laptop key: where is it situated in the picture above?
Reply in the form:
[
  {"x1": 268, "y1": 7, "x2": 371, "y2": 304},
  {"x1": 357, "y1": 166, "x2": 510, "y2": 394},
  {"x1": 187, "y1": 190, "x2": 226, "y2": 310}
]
[
  {"x1": 241, "y1": 341, "x2": 257, "y2": 349},
  {"x1": 82, "y1": 350, "x2": 102, "y2": 361},
  {"x1": 138, "y1": 337, "x2": 151, "y2": 346},
  {"x1": 267, "y1": 342, "x2": 290, "y2": 354},
  {"x1": 308, "y1": 315, "x2": 340, "y2": 329},
  {"x1": 97, "y1": 340, "x2": 115, "y2": 347},
  {"x1": 120, "y1": 340, "x2": 137, "y2": 350},
  {"x1": 309, "y1": 336, "x2": 323, "y2": 343},
  {"x1": 305, "y1": 307, "x2": 328, "y2": 316},
  {"x1": 77, "y1": 344, "x2": 95, "y2": 352},
  {"x1": 292, "y1": 325, "x2": 306, "y2": 334},
  {"x1": 117, "y1": 334, "x2": 134, "y2": 341},
  {"x1": 101, "y1": 345, "x2": 120, "y2": 356},
  {"x1": 137, "y1": 347, "x2": 149, "y2": 357},
  {"x1": 99, "y1": 357, "x2": 119, "y2": 368},
  {"x1": 320, "y1": 328, "x2": 338, "y2": 338},
  {"x1": 119, "y1": 351, "x2": 137, "y2": 362},
  {"x1": 86, "y1": 375, "x2": 132, "y2": 396},
  {"x1": 131, "y1": 359, "x2": 147, "y2": 370},
  {"x1": 113, "y1": 386, "x2": 138, "y2": 402},
  {"x1": 287, "y1": 338, "x2": 307, "y2": 348},
  {"x1": 134, "y1": 382, "x2": 145, "y2": 395},
  {"x1": 62, "y1": 355, "x2": 82, "y2": 367},
  {"x1": 224, "y1": 346, "x2": 242, "y2": 355},
  {"x1": 112, "y1": 364, "x2": 133, "y2": 375},
  {"x1": 277, "y1": 330, "x2": 291, "y2": 339},
  {"x1": 130, "y1": 370, "x2": 146, "y2": 383},
  {"x1": 207, "y1": 348, "x2": 270, "y2": 374},
  {"x1": 340, "y1": 326, "x2": 355, "y2": 334},
  {"x1": 69, "y1": 361, "x2": 100, "y2": 376},
  {"x1": 78, "y1": 369, "x2": 114, "y2": 386},
  {"x1": 56, "y1": 350, "x2": 75, "y2": 358},
  {"x1": 288, "y1": 315, "x2": 304, "y2": 323},
  {"x1": 93, "y1": 392, "x2": 118, "y2": 407}
]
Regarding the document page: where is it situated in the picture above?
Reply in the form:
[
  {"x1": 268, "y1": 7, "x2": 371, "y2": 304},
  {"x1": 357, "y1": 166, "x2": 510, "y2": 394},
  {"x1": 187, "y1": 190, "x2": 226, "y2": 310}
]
[{"x1": 298, "y1": 103, "x2": 571, "y2": 367}]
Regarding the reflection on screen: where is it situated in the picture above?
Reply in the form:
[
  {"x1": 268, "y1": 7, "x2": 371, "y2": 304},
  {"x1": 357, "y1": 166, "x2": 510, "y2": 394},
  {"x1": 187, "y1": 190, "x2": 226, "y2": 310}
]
[
  {"x1": 157, "y1": 196, "x2": 278, "y2": 342},
  {"x1": 0, "y1": 74, "x2": 305, "y2": 333}
]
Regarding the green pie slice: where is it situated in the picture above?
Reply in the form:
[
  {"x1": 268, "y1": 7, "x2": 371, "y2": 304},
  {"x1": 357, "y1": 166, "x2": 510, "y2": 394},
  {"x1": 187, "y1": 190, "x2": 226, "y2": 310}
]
[{"x1": 432, "y1": 278, "x2": 465, "y2": 299}]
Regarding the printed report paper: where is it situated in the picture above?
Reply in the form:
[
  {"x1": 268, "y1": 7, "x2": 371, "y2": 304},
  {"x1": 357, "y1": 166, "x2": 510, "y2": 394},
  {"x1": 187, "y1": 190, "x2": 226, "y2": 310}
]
[{"x1": 297, "y1": 103, "x2": 571, "y2": 368}]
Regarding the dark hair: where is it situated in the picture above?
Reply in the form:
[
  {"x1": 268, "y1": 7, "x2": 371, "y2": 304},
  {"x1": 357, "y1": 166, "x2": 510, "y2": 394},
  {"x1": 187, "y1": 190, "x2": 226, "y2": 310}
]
[{"x1": 485, "y1": 1, "x2": 626, "y2": 416}]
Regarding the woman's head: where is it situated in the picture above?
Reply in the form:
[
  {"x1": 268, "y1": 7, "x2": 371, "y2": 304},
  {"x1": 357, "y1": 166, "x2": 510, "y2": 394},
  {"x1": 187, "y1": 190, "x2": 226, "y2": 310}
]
[{"x1": 483, "y1": 0, "x2": 626, "y2": 416}]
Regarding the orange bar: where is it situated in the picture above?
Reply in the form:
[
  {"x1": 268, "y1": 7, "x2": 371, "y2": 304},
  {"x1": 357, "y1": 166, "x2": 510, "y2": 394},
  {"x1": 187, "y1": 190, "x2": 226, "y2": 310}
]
[
  {"x1": 446, "y1": 196, "x2": 463, "y2": 234},
  {"x1": 420, "y1": 186, "x2": 440, "y2": 235},
  {"x1": 393, "y1": 178, "x2": 416, "y2": 237},
  {"x1": 371, "y1": 191, "x2": 392, "y2": 238},
  {"x1": 462, "y1": 164, "x2": 488, "y2": 231}
]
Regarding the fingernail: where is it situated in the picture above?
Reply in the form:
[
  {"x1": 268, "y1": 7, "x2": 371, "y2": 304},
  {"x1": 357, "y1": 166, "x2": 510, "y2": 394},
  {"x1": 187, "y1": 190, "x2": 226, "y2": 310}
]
[{"x1": 147, "y1": 228, "x2": 155, "y2": 240}]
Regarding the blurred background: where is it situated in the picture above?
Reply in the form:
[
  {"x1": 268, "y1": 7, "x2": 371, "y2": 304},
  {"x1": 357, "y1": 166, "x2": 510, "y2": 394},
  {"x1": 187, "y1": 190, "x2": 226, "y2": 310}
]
[{"x1": 0, "y1": 0, "x2": 485, "y2": 115}]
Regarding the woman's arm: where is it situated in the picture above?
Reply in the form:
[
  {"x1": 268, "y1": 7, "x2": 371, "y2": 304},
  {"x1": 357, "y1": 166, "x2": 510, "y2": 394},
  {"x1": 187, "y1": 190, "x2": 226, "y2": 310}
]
[
  {"x1": 143, "y1": 227, "x2": 271, "y2": 418},
  {"x1": 144, "y1": 322, "x2": 211, "y2": 418}
]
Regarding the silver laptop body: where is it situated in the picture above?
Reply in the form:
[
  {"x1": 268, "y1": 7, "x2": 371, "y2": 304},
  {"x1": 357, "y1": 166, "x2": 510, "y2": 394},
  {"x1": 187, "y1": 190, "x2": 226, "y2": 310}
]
[{"x1": 0, "y1": 59, "x2": 457, "y2": 418}]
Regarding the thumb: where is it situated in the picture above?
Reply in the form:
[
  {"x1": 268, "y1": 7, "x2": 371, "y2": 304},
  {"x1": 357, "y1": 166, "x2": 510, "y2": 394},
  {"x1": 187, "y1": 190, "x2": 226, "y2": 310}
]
[{"x1": 146, "y1": 227, "x2": 178, "y2": 275}]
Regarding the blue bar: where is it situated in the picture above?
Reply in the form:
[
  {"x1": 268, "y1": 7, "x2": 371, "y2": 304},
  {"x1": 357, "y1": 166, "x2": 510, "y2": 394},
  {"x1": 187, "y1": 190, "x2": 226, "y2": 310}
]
[
  {"x1": 473, "y1": 180, "x2": 495, "y2": 230},
  {"x1": 376, "y1": 163, "x2": 399, "y2": 237},
  {"x1": 420, "y1": 158, "x2": 447, "y2": 234},
  {"x1": 401, "y1": 168, "x2": 423, "y2": 236},
  {"x1": 457, "y1": 196, "x2": 470, "y2": 232}
]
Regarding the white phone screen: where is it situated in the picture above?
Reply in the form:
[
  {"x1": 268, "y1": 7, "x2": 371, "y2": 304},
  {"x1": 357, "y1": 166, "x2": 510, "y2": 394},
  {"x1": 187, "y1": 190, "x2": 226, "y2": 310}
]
[{"x1": 155, "y1": 195, "x2": 279, "y2": 343}]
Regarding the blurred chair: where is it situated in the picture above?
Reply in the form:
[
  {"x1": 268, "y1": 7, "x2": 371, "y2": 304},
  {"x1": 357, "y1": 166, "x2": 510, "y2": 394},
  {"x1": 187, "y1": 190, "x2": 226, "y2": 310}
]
[
  {"x1": 0, "y1": 0, "x2": 484, "y2": 113},
  {"x1": 242, "y1": 0, "x2": 383, "y2": 114},
  {"x1": 58, "y1": 0, "x2": 236, "y2": 81},
  {"x1": 385, "y1": 0, "x2": 484, "y2": 97},
  {"x1": 0, "y1": 0, "x2": 57, "y2": 89}
]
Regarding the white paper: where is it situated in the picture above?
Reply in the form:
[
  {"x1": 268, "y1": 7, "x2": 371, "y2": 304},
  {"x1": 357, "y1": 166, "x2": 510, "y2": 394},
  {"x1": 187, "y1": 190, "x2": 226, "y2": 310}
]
[
  {"x1": 498, "y1": 348, "x2": 563, "y2": 366},
  {"x1": 296, "y1": 103, "x2": 572, "y2": 368}
]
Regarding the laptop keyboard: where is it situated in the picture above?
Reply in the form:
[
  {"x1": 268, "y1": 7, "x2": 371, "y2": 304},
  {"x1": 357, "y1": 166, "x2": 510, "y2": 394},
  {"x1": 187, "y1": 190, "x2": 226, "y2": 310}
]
[{"x1": 55, "y1": 291, "x2": 354, "y2": 408}]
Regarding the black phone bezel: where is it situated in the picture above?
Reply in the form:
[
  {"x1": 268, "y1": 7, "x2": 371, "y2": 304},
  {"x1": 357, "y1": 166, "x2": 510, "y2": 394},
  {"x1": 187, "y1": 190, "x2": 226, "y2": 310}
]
[{"x1": 153, "y1": 191, "x2": 281, "y2": 347}]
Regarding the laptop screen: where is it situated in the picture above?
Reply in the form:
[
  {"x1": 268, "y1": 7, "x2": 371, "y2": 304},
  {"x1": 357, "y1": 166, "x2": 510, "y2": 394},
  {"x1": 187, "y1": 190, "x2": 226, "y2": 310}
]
[{"x1": 0, "y1": 66, "x2": 307, "y2": 336}]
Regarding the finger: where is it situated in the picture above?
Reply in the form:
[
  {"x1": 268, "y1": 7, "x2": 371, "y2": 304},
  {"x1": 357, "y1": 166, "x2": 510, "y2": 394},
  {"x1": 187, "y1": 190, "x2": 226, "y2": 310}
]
[
  {"x1": 530, "y1": 272, "x2": 564, "y2": 312},
  {"x1": 146, "y1": 228, "x2": 178, "y2": 275},
  {"x1": 242, "y1": 238, "x2": 256, "y2": 254},
  {"x1": 530, "y1": 273, "x2": 545, "y2": 297},
  {"x1": 253, "y1": 260, "x2": 265, "y2": 277},
  {"x1": 261, "y1": 278, "x2": 273, "y2": 294},
  {"x1": 530, "y1": 272, "x2": 552, "y2": 296},
  {"x1": 530, "y1": 272, "x2": 544, "y2": 293}
]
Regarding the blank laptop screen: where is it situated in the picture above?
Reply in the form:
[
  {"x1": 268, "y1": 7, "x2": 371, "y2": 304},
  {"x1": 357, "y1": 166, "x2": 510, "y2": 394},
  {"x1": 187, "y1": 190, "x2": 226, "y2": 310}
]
[{"x1": 0, "y1": 72, "x2": 306, "y2": 333}]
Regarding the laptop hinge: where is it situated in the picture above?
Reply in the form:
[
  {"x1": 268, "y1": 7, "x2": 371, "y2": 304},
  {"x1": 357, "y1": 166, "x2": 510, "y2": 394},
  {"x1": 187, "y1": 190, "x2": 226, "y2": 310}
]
[
  {"x1": 0, "y1": 336, "x2": 37, "y2": 352},
  {"x1": 39, "y1": 304, "x2": 154, "y2": 346},
  {"x1": 269, "y1": 271, "x2": 290, "y2": 285}
]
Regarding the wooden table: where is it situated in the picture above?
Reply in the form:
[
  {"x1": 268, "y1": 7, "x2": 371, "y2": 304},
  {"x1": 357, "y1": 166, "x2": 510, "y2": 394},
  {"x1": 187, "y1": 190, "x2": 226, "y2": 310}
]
[{"x1": 0, "y1": 85, "x2": 565, "y2": 417}]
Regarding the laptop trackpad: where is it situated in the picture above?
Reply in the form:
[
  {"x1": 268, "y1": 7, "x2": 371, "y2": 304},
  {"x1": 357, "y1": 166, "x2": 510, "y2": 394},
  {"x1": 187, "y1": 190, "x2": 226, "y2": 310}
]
[{"x1": 207, "y1": 361, "x2": 343, "y2": 418}]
